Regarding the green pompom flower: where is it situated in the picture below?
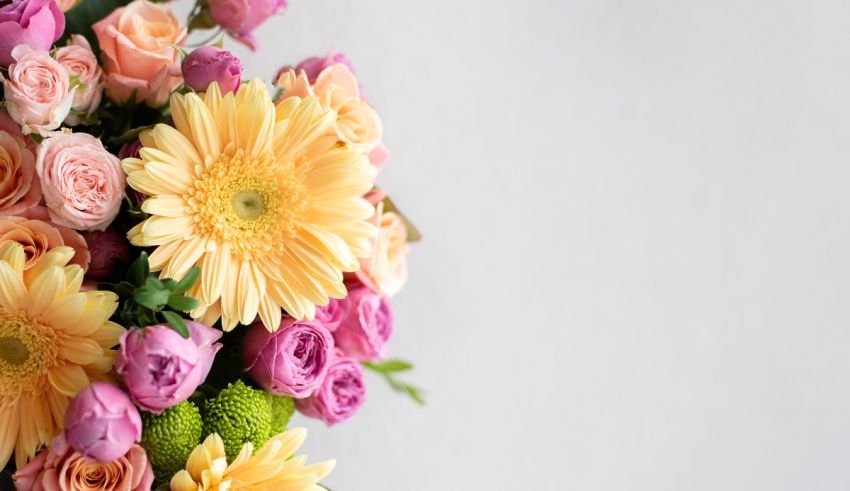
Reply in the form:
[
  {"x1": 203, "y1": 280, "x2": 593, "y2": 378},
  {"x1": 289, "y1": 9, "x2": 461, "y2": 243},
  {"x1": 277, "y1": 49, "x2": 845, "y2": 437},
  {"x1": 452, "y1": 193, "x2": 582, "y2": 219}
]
[
  {"x1": 140, "y1": 401, "x2": 203, "y2": 486},
  {"x1": 202, "y1": 380, "x2": 273, "y2": 460}
]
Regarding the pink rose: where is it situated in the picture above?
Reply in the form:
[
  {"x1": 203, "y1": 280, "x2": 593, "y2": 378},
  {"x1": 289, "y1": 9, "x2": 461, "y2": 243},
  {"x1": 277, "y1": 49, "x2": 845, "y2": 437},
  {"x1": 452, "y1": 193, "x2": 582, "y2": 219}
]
[
  {"x1": 0, "y1": 0, "x2": 64, "y2": 66},
  {"x1": 82, "y1": 226, "x2": 131, "y2": 281},
  {"x1": 355, "y1": 208, "x2": 409, "y2": 297},
  {"x1": 315, "y1": 298, "x2": 348, "y2": 333},
  {"x1": 64, "y1": 382, "x2": 143, "y2": 462},
  {"x1": 279, "y1": 64, "x2": 382, "y2": 153},
  {"x1": 243, "y1": 318, "x2": 334, "y2": 398},
  {"x1": 56, "y1": 35, "x2": 104, "y2": 126},
  {"x1": 368, "y1": 143, "x2": 390, "y2": 175},
  {"x1": 13, "y1": 434, "x2": 154, "y2": 491},
  {"x1": 0, "y1": 214, "x2": 90, "y2": 270},
  {"x1": 333, "y1": 286, "x2": 393, "y2": 361},
  {"x1": 36, "y1": 132, "x2": 125, "y2": 231},
  {"x1": 93, "y1": 0, "x2": 186, "y2": 107},
  {"x1": 182, "y1": 46, "x2": 242, "y2": 94},
  {"x1": 208, "y1": 0, "x2": 286, "y2": 50},
  {"x1": 296, "y1": 351, "x2": 366, "y2": 426},
  {"x1": 115, "y1": 322, "x2": 222, "y2": 413},
  {"x1": 0, "y1": 113, "x2": 39, "y2": 216},
  {"x1": 1, "y1": 45, "x2": 74, "y2": 136}
]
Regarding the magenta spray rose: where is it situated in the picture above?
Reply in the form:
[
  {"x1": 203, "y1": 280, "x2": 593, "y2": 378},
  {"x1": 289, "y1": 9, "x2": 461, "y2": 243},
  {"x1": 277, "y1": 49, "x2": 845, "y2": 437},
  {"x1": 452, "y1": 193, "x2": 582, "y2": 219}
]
[
  {"x1": 333, "y1": 286, "x2": 393, "y2": 361},
  {"x1": 182, "y1": 46, "x2": 242, "y2": 93},
  {"x1": 208, "y1": 0, "x2": 286, "y2": 50},
  {"x1": 115, "y1": 322, "x2": 222, "y2": 413},
  {"x1": 64, "y1": 382, "x2": 143, "y2": 462},
  {"x1": 296, "y1": 351, "x2": 366, "y2": 425},
  {"x1": 0, "y1": 0, "x2": 64, "y2": 66},
  {"x1": 243, "y1": 318, "x2": 334, "y2": 398}
]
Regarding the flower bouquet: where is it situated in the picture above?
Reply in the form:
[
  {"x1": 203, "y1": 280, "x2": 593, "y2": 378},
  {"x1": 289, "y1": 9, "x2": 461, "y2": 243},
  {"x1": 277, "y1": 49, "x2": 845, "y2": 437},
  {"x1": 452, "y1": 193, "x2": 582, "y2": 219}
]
[{"x1": 0, "y1": 0, "x2": 421, "y2": 489}]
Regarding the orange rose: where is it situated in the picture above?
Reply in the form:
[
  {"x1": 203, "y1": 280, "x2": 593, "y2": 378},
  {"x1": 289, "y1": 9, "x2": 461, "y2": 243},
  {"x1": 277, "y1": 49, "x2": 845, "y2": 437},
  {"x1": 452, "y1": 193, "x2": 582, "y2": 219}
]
[
  {"x1": 93, "y1": 0, "x2": 186, "y2": 107},
  {"x1": 0, "y1": 110, "x2": 39, "y2": 216},
  {"x1": 0, "y1": 213, "x2": 90, "y2": 271}
]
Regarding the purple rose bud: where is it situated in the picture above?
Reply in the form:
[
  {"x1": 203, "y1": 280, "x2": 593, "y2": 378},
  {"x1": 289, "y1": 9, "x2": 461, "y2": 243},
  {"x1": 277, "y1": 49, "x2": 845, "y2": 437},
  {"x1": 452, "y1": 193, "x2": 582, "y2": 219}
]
[
  {"x1": 82, "y1": 226, "x2": 132, "y2": 281},
  {"x1": 333, "y1": 287, "x2": 393, "y2": 361},
  {"x1": 0, "y1": 0, "x2": 65, "y2": 66},
  {"x1": 115, "y1": 322, "x2": 223, "y2": 413},
  {"x1": 296, "y1": 351, "x2": 366, "y2": 425},
  {"x1": 182, "y1": 46, "x2": 242, "y2": 94},
  {"x1": 208, "y1": 0, "x2": 286, "y2": 50},
  {"x1": 64, "y1": 382, "x2": 142, "y2": 462},
  {"x1": 243, "y1": 318, "x2": 334, "y2": 398},
  {"x1": 118, "y1": 139, "x2": 142, "y2": 159},
  {"x1": 315, "y1": 298, "x2": 348, "y2": 333}
]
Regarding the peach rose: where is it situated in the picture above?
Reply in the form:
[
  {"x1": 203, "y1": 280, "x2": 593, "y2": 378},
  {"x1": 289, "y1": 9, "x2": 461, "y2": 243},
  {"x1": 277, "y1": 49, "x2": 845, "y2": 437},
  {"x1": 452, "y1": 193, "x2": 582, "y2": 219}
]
[
  {"x1": 355, "y1": 203, "x2": 409, "y2": 297},
  {"x1": 13, "y1": 434, "x2": 153, "y2": 491},
  {"x1": 56, "y1": 35, "x2": 104, "y2": 126},
  {"x1": 278, "y1": 64, "x2": 382, "y2": 153},
  {"x1": 55, "y1": 0, "x2": 77, "y2": 11},
  {"x1": 0, "y1": 111, "x2": 40, "y2": 216},
  {"x1": 0, "y1": 213, "x2": 90, "y2": 271},
  {"x1": 1, "y1": 45, "x2": 74, "y2": 136},
  {"x1": 36, "y1": 132, "x2": 125, "y2": 231},
  {"x1": 93, "y1": 0, "x2": 187, "y2": 107}
]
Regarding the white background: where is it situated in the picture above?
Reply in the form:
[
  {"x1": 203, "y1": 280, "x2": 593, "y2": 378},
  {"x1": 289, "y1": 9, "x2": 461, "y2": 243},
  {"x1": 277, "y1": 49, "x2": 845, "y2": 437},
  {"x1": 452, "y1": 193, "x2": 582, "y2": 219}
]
[{"x1": 184, "y1": 0, "x2": 850, "y2": 489}]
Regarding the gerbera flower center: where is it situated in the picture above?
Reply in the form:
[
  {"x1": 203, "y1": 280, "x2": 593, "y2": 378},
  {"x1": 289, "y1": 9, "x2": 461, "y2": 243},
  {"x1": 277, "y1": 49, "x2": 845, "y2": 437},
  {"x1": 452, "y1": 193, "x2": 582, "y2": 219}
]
[
  {"x1": 188, "y1": 148, "x2": 308, "y2": 258},
  {"x1": 0, "y1": 310, "x2": 58, "y2": 396}
]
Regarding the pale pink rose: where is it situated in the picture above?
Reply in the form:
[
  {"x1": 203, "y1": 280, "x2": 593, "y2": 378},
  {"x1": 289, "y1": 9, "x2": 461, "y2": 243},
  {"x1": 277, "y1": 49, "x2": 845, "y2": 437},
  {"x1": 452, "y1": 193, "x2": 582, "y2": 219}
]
[
  {"x1": 13, "y1": 433, "x2": 154, "y2": 491},
  {"x1": 56, "y1": 35, "x2": 104, "y2": 126},
  {"x1": 0, "y1": 213, "x2": 90, "y2": 271},
  {"x1": 0, "y1": 113, "x2": 39, "y2": 216},
  {"x1": 93, "y1": 0, "x2": 187, "y2": 107},
  {"x1": 54, "y1": 0, "x2": 77, "y2": 12},
  {"x1": 36, "y1": 133, "x2": 125, "y2": 231},
  {"x1": 355, "y1": 207, "x2": 409, "y2": 297},
  {"x1": 278, "y1": 64, "x2": 382, "y2": 153},
  {"x1": 1, "y1": 45, "x2": 74, "y2": 136}
]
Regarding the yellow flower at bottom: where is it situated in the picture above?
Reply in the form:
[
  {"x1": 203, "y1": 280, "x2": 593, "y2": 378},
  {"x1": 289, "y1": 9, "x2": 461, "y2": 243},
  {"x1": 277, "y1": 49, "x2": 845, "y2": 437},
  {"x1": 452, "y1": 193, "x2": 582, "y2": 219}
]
[
  {"x1": 0, "y1": 243, "x2": 123, "y2": 469},
  {"x1": 170, "y1": 428, "x2": 334, "y2": 491}
]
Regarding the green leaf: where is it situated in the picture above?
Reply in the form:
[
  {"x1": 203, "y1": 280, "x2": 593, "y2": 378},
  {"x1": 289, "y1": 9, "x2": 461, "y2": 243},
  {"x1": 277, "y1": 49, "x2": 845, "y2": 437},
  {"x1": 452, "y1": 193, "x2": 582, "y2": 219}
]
[
  {"x1": 172, "y1": 266, "x2": 201, "y2": 295},
  {"x1": 167, "y1": 294, "x2": 200, "y2": 312},
  {"x1": 363, "y1": 359, "x2": 413, "y2": 373},
  {"x1": 107, "y1": 124, "x2": 153, "y2": 146},
  {"x1": 187, "y1": 8, "x2": 216, "y2": 32},
  {"x1": 127, "y1": 252, "x2": 149, "y2": 287},
  {"x1": 134, "y1": 289, "x2": 170, "y2": 310},
  {"x1": 161, "y1": 311, "x2": 190, "y2": 338},
  {"x1": 144, "y1": 276, "x2": 164, "y2": 291},
  {"x1": 381, "y1": 195, "x2": 422, "y2": 242},
  {"x1": 115, "y1": 281, "x2": 135, "y2": 297}
]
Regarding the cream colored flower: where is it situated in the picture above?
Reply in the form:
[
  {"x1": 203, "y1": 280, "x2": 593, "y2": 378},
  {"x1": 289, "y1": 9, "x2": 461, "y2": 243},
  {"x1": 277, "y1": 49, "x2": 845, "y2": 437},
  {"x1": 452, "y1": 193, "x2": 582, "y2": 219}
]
[
  {"x1": 170, "y1": 428, "x2": 335, "y2": 491},
  {"x1": 124, "y1": 79, "x2": 375, "y2": 331},
  {"x1": 0, "y1": 242, "x2": 123, "y2": 469}
]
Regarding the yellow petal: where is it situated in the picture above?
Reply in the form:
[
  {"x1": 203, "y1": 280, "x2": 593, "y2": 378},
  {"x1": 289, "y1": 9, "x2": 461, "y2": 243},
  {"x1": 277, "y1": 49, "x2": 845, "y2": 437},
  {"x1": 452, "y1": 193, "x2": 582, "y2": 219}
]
[
  {"x1": 61, "y1": 337, "x2": 104, "y2": 365},
  {"x1": 26, "y1": 265, "x2": 64, "y2": 317},
  {"x1": 0, "y1": 261, "x2": 26, "y2": 312},
  {"x1": 48, "y1": 364, "x2": 90, "y2": 397},
  {"x1": 0, "y1": 404, "x2": 19, "y2": 469}
]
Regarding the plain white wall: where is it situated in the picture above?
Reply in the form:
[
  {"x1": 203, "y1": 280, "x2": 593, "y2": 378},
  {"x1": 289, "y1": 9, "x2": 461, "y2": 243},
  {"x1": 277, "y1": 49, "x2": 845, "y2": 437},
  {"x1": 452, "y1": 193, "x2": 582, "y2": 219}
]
[{"x1": 181, "y1": 0, "x2": 850, "y2": 489}]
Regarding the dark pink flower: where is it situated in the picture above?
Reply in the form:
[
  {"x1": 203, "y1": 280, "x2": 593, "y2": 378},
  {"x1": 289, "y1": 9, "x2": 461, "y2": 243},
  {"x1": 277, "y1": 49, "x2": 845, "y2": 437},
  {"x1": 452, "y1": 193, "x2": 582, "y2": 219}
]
[{"x1": 296, "y1": 351, "x2": 366, "y2": 425}]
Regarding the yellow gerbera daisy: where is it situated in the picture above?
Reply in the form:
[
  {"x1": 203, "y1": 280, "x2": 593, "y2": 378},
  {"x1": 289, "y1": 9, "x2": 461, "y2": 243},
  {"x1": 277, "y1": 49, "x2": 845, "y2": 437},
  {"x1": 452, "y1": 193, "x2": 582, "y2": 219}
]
[
  {"x1": 170, "y1": 428, "x2": 335, "y2": 491},
  {"x1": 0, "y1": 243, "x2": 123, "y2": 469},
  {"x1": 124, "y1": 79, "x2": 376, "y2": 331}
]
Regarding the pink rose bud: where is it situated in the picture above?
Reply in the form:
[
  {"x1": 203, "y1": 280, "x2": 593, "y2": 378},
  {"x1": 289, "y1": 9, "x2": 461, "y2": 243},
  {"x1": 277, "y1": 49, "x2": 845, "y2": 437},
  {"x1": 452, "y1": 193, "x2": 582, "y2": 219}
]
[
  {"x1": 333, "y1": 287, "x2": 393, "y2": 361},
  {"x1": 182, "y1": 46, "x2": 242, "y2": 94},
  {"x1": 0, "y1": 0, "x2": 64, "y2": 66},
  {"x1": 314, "y1": 298, "x2": 348, "y2": 333},
  {"x1": 243, "y1": 318, "x2": 334, "y2": 398},
  {"x1": 115, "y1": 322, "x2": 223, "y2": 413},
  {"x1": 55, "y1": 35, "x2": 104, "y2": 126},
  {"x1": 64, "y1": 382, "x2": 143, "y2": 462},
  {"x1": 296, "y1": 351, "x2": 366, "y2": 425},
  {"x1": 82, "y1": 226, "x2": 132, "y2": 281},
  {"x1": 208, "y1": 0, "x2": 287, "y2": 50},
  {"x1": 277, "y1": 52, "x2": 355, "y2": 84}
]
